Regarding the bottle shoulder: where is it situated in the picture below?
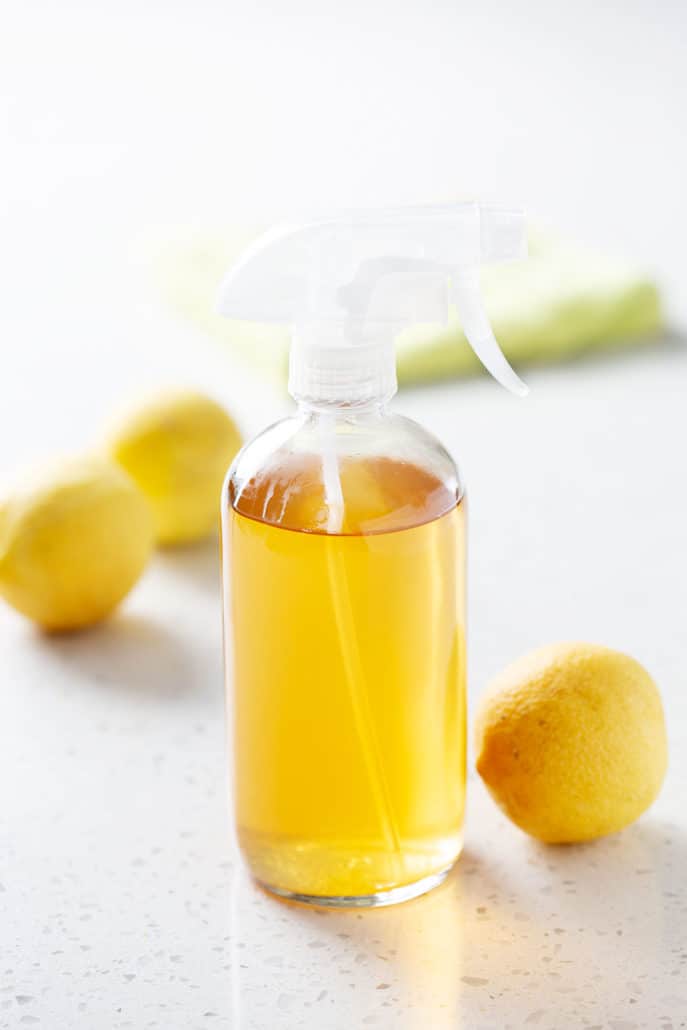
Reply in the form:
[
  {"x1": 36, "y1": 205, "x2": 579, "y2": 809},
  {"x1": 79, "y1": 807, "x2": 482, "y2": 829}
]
[
  {"x1": 226, "y1": 408, "x2": 463, "y2": 535},
  {"x1": 229, "y1": 410, "x2": 462, "y2": 488}
]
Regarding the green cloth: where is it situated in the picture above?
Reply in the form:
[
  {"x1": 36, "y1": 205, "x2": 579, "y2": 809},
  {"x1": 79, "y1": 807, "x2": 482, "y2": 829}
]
[{"x1": 153, "y1": 227, "x2": 662, "y2": 386}]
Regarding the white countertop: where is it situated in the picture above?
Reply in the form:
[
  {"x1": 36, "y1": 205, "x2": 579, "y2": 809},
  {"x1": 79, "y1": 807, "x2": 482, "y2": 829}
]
[
  {"x1": 2, "y1": 2, "x2": 687, "y2": 1027},
  {"x1": 4, "y1": 340, "x2": 687, "y2": 1030}
]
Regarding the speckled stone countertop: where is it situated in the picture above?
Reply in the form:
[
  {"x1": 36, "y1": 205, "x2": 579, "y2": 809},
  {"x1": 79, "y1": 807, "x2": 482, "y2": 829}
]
[{"x1": 3, "y1": 337, "x2": 686, "y2": 1029}]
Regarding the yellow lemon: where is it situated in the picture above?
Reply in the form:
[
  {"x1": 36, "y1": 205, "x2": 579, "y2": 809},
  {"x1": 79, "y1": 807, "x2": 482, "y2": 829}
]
[
  {"x1": 474, "y1": 642, "x2": 667, "y2": 843},
  {"x1": 0, "y1": 456, "x2": 154, "y2": 631},
  {"x1": 105, "y1": 390, "x2": 242, "y2": 545}
]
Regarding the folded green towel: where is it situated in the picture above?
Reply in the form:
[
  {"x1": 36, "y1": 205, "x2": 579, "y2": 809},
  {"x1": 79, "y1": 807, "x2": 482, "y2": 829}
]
[{"x1": 153, "y1": 227, "x2": 662, "y2": 386}]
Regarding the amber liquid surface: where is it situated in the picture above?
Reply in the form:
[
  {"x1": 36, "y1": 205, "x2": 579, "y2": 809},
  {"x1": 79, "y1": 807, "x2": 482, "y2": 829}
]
[{"x1": 225, "y1": 453, "x2": 466, "y2": 899}]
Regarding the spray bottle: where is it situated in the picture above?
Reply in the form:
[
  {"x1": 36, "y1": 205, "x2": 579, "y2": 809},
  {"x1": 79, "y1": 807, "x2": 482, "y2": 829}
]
[{"x1": 218, "y1": 204, "x2": 527, "y2": 907}]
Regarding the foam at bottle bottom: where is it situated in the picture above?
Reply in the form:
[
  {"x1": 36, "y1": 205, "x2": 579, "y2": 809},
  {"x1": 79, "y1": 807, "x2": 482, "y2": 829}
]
[{"x1": 237, "y1": 829, "x2": 464, "y2": 906}]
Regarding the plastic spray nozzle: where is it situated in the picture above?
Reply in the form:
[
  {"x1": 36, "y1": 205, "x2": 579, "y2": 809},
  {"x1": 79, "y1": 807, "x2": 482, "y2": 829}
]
[{"x1": 217, "y1": 202, "x2": 528, "y2": 404}]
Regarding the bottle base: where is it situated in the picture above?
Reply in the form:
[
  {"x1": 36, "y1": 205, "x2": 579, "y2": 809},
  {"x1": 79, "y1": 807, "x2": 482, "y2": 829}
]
[{"x1": 256, "y1": 861, "x2": 455, "y2": 909}]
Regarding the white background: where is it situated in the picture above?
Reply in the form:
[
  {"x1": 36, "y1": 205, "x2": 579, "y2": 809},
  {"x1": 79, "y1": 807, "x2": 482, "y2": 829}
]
[{"x1": 1, "y1": 2, "x2": 686, "y2": 1027}]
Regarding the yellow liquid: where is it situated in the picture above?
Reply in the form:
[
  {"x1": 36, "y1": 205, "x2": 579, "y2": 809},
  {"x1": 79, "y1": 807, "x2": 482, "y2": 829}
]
[{"x1": 224, "y1": 454, "x2": 466, "y2": 900}]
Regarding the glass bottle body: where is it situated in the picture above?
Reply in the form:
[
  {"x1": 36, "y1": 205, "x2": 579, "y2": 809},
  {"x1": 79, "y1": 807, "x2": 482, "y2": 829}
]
[{"x1": 221, "y1": 405, "x2": 466, "y2": 906}]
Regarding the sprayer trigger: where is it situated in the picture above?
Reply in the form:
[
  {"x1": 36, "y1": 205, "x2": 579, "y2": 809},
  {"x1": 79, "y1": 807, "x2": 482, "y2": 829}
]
[{"x1": 452, "y1": 276, "x2": 529, "y2": 397}]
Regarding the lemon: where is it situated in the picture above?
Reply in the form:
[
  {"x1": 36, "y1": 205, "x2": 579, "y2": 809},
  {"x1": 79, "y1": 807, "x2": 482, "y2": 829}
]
[
  {"x1": 474, "y1": 643, "x2": 667, "y2": 843},
  {"x1": 105, "y1": 390, "x2": 242, "y2": 545},
  {"x1": 0, "y1": 456, "x2": 154, "y2": 631}
]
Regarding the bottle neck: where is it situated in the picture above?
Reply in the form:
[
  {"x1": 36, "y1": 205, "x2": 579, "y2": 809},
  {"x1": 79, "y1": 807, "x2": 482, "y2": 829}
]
[{"x1": 296, "y1": 397, "x2": 389, "y2": 419}]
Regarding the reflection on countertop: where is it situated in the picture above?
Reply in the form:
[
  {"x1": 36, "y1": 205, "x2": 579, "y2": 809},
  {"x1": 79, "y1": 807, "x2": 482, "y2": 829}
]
[{"x1": 230, "y1": 807, "x2": 687, "y2": 1029}]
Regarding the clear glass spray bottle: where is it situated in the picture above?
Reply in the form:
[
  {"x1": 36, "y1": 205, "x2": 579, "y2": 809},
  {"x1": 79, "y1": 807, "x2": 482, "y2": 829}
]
[{"x1": 218, "y1": 205, "x2": 527, "y2": 907}]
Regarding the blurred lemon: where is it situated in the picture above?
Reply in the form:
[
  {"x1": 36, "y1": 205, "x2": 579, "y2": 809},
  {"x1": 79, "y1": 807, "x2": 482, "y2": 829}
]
[
  {"x1": 0, "y1": 456, "x2": 154, "y2": 631},
  {"x1": 105, "y1": 390, "x2": 242, "y2": 545},
  {"x1": 474, "y1": 642, "x2": 667, "y2": 843}
]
